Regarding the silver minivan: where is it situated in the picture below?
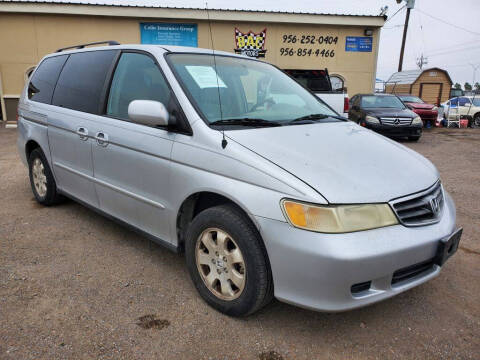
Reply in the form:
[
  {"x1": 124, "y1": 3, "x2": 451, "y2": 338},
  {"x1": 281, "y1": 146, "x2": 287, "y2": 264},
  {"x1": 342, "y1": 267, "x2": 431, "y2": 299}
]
[{"x1": 18, "y1": 43, "x2": 461, "y2": 316}]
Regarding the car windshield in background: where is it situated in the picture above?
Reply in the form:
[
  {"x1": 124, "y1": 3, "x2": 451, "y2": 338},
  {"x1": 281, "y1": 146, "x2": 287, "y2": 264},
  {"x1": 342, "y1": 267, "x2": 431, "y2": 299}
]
[
  {"x1": 167, "y1": 54, "x2": 337, "y2": 126},
  {"x1": 399, "y1": 96, "x2": 424, "y2": 103},
  {"x1": 361, "y1": 95, "x2": 406, "y2": 109}
]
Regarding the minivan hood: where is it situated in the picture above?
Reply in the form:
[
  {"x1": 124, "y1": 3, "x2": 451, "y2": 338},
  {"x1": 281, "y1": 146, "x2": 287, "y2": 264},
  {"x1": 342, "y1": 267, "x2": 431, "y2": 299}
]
[
  {"x1": 364, "y1": 108, "x2": 416, "y2": 118},
  {"x1": 226, "y1": 122, "x2": 438, "y2": 203}
]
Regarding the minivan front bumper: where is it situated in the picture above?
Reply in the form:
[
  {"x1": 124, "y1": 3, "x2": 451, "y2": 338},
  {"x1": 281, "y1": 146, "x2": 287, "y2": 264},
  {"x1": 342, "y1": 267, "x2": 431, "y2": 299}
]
[{"x1": 256, "y1": 191, "x2": 457, "y2": 312}]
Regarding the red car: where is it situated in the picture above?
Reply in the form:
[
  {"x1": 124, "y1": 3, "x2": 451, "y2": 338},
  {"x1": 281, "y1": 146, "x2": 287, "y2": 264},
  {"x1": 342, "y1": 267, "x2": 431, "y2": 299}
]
[{"x1": 397, "y1": 94, "x2": 438, "y2": 127}]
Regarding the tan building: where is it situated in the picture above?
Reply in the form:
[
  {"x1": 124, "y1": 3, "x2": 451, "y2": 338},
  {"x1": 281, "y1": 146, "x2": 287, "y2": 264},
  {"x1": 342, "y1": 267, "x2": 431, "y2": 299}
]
[
  {"x1": 385, "y1": 68, "x2": 453, "y2": 105},
  {"x1": 0, "y1": 0, "x2": 385, "y2": 123}
]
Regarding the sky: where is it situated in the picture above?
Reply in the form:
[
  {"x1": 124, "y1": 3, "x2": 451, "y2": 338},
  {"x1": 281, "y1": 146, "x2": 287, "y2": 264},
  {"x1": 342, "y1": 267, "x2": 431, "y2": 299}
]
[
  {"x1": 377, "y1": 0, "x2": 480, "y2": 88},
  {"x1": 15, "y1": 0, "x2": 480, "y2": 87}
]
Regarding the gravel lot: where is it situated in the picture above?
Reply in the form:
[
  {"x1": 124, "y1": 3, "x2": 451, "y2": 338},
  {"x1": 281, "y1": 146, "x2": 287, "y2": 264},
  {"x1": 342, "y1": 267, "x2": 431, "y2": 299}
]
[{"x1": 0, "y1": 127, "x2": 479, "y2": 359}]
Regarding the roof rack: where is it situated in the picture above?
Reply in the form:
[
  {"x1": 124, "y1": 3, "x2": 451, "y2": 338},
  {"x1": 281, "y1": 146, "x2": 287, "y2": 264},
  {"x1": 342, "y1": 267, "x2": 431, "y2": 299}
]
[{"x1": 56, "y1": 40, "x2": 120, "y2": 52}]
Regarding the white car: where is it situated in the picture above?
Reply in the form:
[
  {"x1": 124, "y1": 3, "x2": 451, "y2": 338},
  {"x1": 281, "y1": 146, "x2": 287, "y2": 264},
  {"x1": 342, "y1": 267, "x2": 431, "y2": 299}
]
[{"x1": 442, "y1": 96, "x2": 480, "y2": 127}]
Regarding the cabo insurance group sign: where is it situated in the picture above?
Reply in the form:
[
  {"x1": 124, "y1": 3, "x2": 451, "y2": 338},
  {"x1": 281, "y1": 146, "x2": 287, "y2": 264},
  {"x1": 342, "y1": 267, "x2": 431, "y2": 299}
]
[{"x1": 140, "y1": 23, "x2": 198, "y2": 47}]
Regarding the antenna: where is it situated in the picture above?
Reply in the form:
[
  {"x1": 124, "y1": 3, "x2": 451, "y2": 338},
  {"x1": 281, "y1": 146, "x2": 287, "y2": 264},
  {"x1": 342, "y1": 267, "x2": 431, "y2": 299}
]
[{"x1": 205, "y1": 2, "x2": 227, "y2": 149}]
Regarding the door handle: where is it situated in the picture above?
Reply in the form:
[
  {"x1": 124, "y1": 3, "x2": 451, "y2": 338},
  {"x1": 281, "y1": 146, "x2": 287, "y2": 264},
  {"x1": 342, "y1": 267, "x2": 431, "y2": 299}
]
[
  {"x1": 95, "y1": 132, "x2": 109, "y2": 147},
  {"x1": 76, "y1": 126, "x2": 89, "y2": 141}
]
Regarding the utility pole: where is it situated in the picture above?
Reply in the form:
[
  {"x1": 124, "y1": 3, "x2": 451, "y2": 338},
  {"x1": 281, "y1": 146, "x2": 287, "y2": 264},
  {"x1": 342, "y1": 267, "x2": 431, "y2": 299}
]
[
  {"x1": 416, "y1": 54, "x2": 428, "y2": 69},
  {"x1": 470, "y1": 63, "x2": 480, "y2": 92},
  {"x1": 397, "y1": 0, "x2": 416, "y2": 72}
]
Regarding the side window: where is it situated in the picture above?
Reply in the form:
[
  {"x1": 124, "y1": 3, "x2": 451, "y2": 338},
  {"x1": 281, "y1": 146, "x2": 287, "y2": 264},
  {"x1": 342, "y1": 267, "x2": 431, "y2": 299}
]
[
  {"x1": 52, "y1": 50, "x2": 117, "y2": 114},
  {"x1": 107, "y1": 52, "x2": 171, "y2": 121},
  {"x1": 28, "y1": 55, "x2": 68, "y2": 104},
  {"x1": 458, "y1": 97, "x2": 470, "y2": 106},
  {"x1": 450, "y1": 98, "x2": 458, "y2": 107}
]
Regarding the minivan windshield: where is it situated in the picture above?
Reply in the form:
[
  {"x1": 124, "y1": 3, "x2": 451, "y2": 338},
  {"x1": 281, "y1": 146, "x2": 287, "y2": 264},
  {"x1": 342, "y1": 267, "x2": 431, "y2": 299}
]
[
  {"x1": 361, "y1": 95, "x2": 406, "y2": 109},
  {"x1": 167, "y1": 53, "x2": 338, "y2": 126}
]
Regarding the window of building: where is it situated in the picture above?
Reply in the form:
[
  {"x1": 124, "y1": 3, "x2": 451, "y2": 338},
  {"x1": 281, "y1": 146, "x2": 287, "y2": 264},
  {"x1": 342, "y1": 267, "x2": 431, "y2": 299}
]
[
  {"x1": 107, "y1": 52, "x2": 171, "y2": 120},
  {"x1": 28, "y1": 55, "x2": 68, "y2": 104},
  {"x1": 330, "y1": 75, "x2": 345, "y2": 92},
  {"x1": 52, "y1": 50, "x2": 117, "y2": 114}
]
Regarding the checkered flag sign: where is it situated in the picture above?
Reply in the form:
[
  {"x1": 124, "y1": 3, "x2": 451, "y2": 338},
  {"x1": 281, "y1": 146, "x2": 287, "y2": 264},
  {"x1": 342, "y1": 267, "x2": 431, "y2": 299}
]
[{"x1": 234, "y1": 28, "x2": 267, "y2": 58}]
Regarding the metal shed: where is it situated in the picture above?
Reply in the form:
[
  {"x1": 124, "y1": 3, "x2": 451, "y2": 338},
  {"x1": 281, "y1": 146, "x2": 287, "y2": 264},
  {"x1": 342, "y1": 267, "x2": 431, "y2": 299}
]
[{"x1": 385, "y1": 68, "x2": 453, "y2": 105}]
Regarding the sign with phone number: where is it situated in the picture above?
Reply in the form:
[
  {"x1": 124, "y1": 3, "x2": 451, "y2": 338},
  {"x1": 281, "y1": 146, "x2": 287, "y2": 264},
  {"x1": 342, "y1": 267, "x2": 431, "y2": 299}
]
[{"x1": 280, "y1": 34, "x2": 338, "y2": 57}]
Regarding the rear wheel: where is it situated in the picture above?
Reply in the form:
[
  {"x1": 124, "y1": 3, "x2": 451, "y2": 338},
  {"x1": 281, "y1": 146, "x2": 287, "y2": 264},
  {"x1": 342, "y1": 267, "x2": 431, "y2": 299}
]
[
  {"x1": 28, "y1": 148, "x2": 64, "y2": 205},
  {"x1": 185, "y1": 204, "x2": 273, "y2": 316}
]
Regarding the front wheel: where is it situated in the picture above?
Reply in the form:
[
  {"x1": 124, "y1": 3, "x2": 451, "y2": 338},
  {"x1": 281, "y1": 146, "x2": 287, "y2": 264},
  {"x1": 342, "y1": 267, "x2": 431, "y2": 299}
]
[
  {"x1": 473, "y1": 114, "x2": 480, "y2": 128},
  {"x1": 185, "y1": 204, "x2": 273, "y2": 316}
]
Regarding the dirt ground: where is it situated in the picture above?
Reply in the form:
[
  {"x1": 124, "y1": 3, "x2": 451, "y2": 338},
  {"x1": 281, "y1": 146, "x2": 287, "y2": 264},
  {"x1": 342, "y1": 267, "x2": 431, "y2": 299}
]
[{"x1": 0, "y1": 126, "x2": 479, "y2": 360}]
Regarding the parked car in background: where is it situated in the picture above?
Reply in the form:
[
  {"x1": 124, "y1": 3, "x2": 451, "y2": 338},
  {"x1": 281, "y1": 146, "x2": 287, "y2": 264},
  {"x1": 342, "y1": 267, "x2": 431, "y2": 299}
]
[
  {"x1": 285, "y1": 69, "x2": 349, "y2": 117},
  {"x1": 442, "y1": 96, "x2": 480, "y2": 127},
  {"x1": 397, "y1": 94, "x2": 438, "y2": 128},
  {"x1": 349, "y1": 93, "x2": 423, "y2": 141}
]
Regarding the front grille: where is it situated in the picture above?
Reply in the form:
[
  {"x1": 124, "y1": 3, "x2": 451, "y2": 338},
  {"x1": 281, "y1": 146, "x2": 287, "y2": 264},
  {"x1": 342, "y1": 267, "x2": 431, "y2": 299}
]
[
  {"x1": 391, "y1": 258, "x2": 435, "y2": 285},
  {"x1": 380, "y1": 117, "x2": 412, "y2": 126},
  {"x1": 390, "y1": 181, "x2": 444, "y2": 226},
  {"x1": 418, "y1": 113, "x2": 437, "y2": 121}
]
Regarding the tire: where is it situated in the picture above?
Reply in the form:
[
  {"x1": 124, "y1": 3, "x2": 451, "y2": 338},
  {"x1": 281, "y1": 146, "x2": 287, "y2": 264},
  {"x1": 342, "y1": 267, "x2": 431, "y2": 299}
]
[
  {"x1": 473, "y1": 114, "x2": 480, "y2": 128},
  {"x1": 408, "y1": 136, "x2": 420, "y2": 142},
  {"x1": 185, "y1": 204, "x2": 273, "y2": 316},
  {"x1": 28, "y1": 148, "x2": 64, "y2": 205}
]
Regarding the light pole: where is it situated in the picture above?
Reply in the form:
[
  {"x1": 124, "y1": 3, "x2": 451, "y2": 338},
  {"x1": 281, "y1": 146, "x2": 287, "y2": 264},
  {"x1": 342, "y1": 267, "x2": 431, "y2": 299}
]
[{"x1": 397, "y1": 0, "x2": 416, "y2": 72}]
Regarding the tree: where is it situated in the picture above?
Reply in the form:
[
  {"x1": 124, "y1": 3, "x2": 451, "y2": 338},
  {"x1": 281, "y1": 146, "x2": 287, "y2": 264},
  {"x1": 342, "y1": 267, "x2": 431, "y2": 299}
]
[
  {"x1": 454, "y1": 83, "x2": 462, "y2": 89},
  {"x1": 464, "y1": 82, "x2": 472, "y2": 91}
]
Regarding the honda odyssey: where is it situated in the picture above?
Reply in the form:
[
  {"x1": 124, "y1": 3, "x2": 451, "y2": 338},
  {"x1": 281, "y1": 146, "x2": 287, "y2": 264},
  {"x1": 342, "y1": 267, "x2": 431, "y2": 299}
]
[{"x1": 17, "y1": 42, "x2": 461, "y2": 316}]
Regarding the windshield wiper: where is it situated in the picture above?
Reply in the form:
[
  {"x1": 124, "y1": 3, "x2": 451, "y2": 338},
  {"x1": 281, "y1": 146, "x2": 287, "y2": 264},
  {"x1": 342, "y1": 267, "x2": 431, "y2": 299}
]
[
  {"x1": 288, "y1": 113, "x2": 347, "y2": 124},
  {"x1": 210, "y1": 118, "x2": 282, "y2": 127}
]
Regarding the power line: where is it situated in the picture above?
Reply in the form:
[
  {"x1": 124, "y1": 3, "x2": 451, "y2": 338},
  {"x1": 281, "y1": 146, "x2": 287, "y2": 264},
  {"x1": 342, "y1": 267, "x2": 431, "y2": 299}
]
[
  {"x1": 382, "y1": 24, "x2": 404, "y2": 30},
  {"x1": 425, "y1": 39, "x2": 480, "y2": 55},
  {"x1": 416, "y1": 9, "x2": 480, "y2": 36},
  {"x1": 426, "y1": 45, "x2": 480, "y2": 58}
]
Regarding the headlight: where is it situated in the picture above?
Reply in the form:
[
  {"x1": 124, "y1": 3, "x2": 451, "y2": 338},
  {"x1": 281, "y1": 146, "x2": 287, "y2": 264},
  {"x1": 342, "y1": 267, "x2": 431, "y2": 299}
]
[
  {"x1": 412, "y1": 116, "x2": 423, "y2": 125},
  {"x1": 432, "y1": 106, "x2": 438, "y2": 111},
  {"x1": 281, "y1": 200, "x2": 398, "y2": 233},
  {"x1": 365, "y1": 115, "x2": 380, "y2": 124}
]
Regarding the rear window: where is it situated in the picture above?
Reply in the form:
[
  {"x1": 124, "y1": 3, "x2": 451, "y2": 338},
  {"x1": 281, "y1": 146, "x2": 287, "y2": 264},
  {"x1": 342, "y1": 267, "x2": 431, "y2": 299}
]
[
  {"x1": 361, "y1": 96, "x2": 405, "y2": 109},
  {"x1": 52, "y1": 50, "x2": 117, "y2": 114},
  {"x1": 399, "y1": 96, "x2": 423, "y2": 103},
  {"x1": 285, "y1": 70, "x2": 332, "y2": 92},
  {"x1": 28, "y1": 55, "x2": 68, "y2": 104}
]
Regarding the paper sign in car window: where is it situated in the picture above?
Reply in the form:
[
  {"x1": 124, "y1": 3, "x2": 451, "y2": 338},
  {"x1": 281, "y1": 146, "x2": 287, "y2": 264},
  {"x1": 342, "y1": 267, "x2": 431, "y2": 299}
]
[{"x1": 185, "y1": 66, "x2": 227, "y2": 89}]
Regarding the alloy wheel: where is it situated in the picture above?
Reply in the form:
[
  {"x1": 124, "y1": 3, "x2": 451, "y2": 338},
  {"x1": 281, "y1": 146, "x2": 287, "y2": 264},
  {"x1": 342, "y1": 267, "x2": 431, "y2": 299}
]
[
  {"x1": 32, "y1": 158, "x2": 47, "y2": 197},
  {"x1": 195, "y1": 228, "x2": 246, "y2": 301}
]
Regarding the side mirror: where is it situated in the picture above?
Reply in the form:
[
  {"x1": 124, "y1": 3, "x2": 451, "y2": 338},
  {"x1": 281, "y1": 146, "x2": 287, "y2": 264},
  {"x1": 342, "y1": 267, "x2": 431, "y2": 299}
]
[
  {"x1": 352, "y1": 105, "x2": 360, "y2": 111},
  {"x1": 128, "y1": 100, "x2": 169, "y2": 127}
]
